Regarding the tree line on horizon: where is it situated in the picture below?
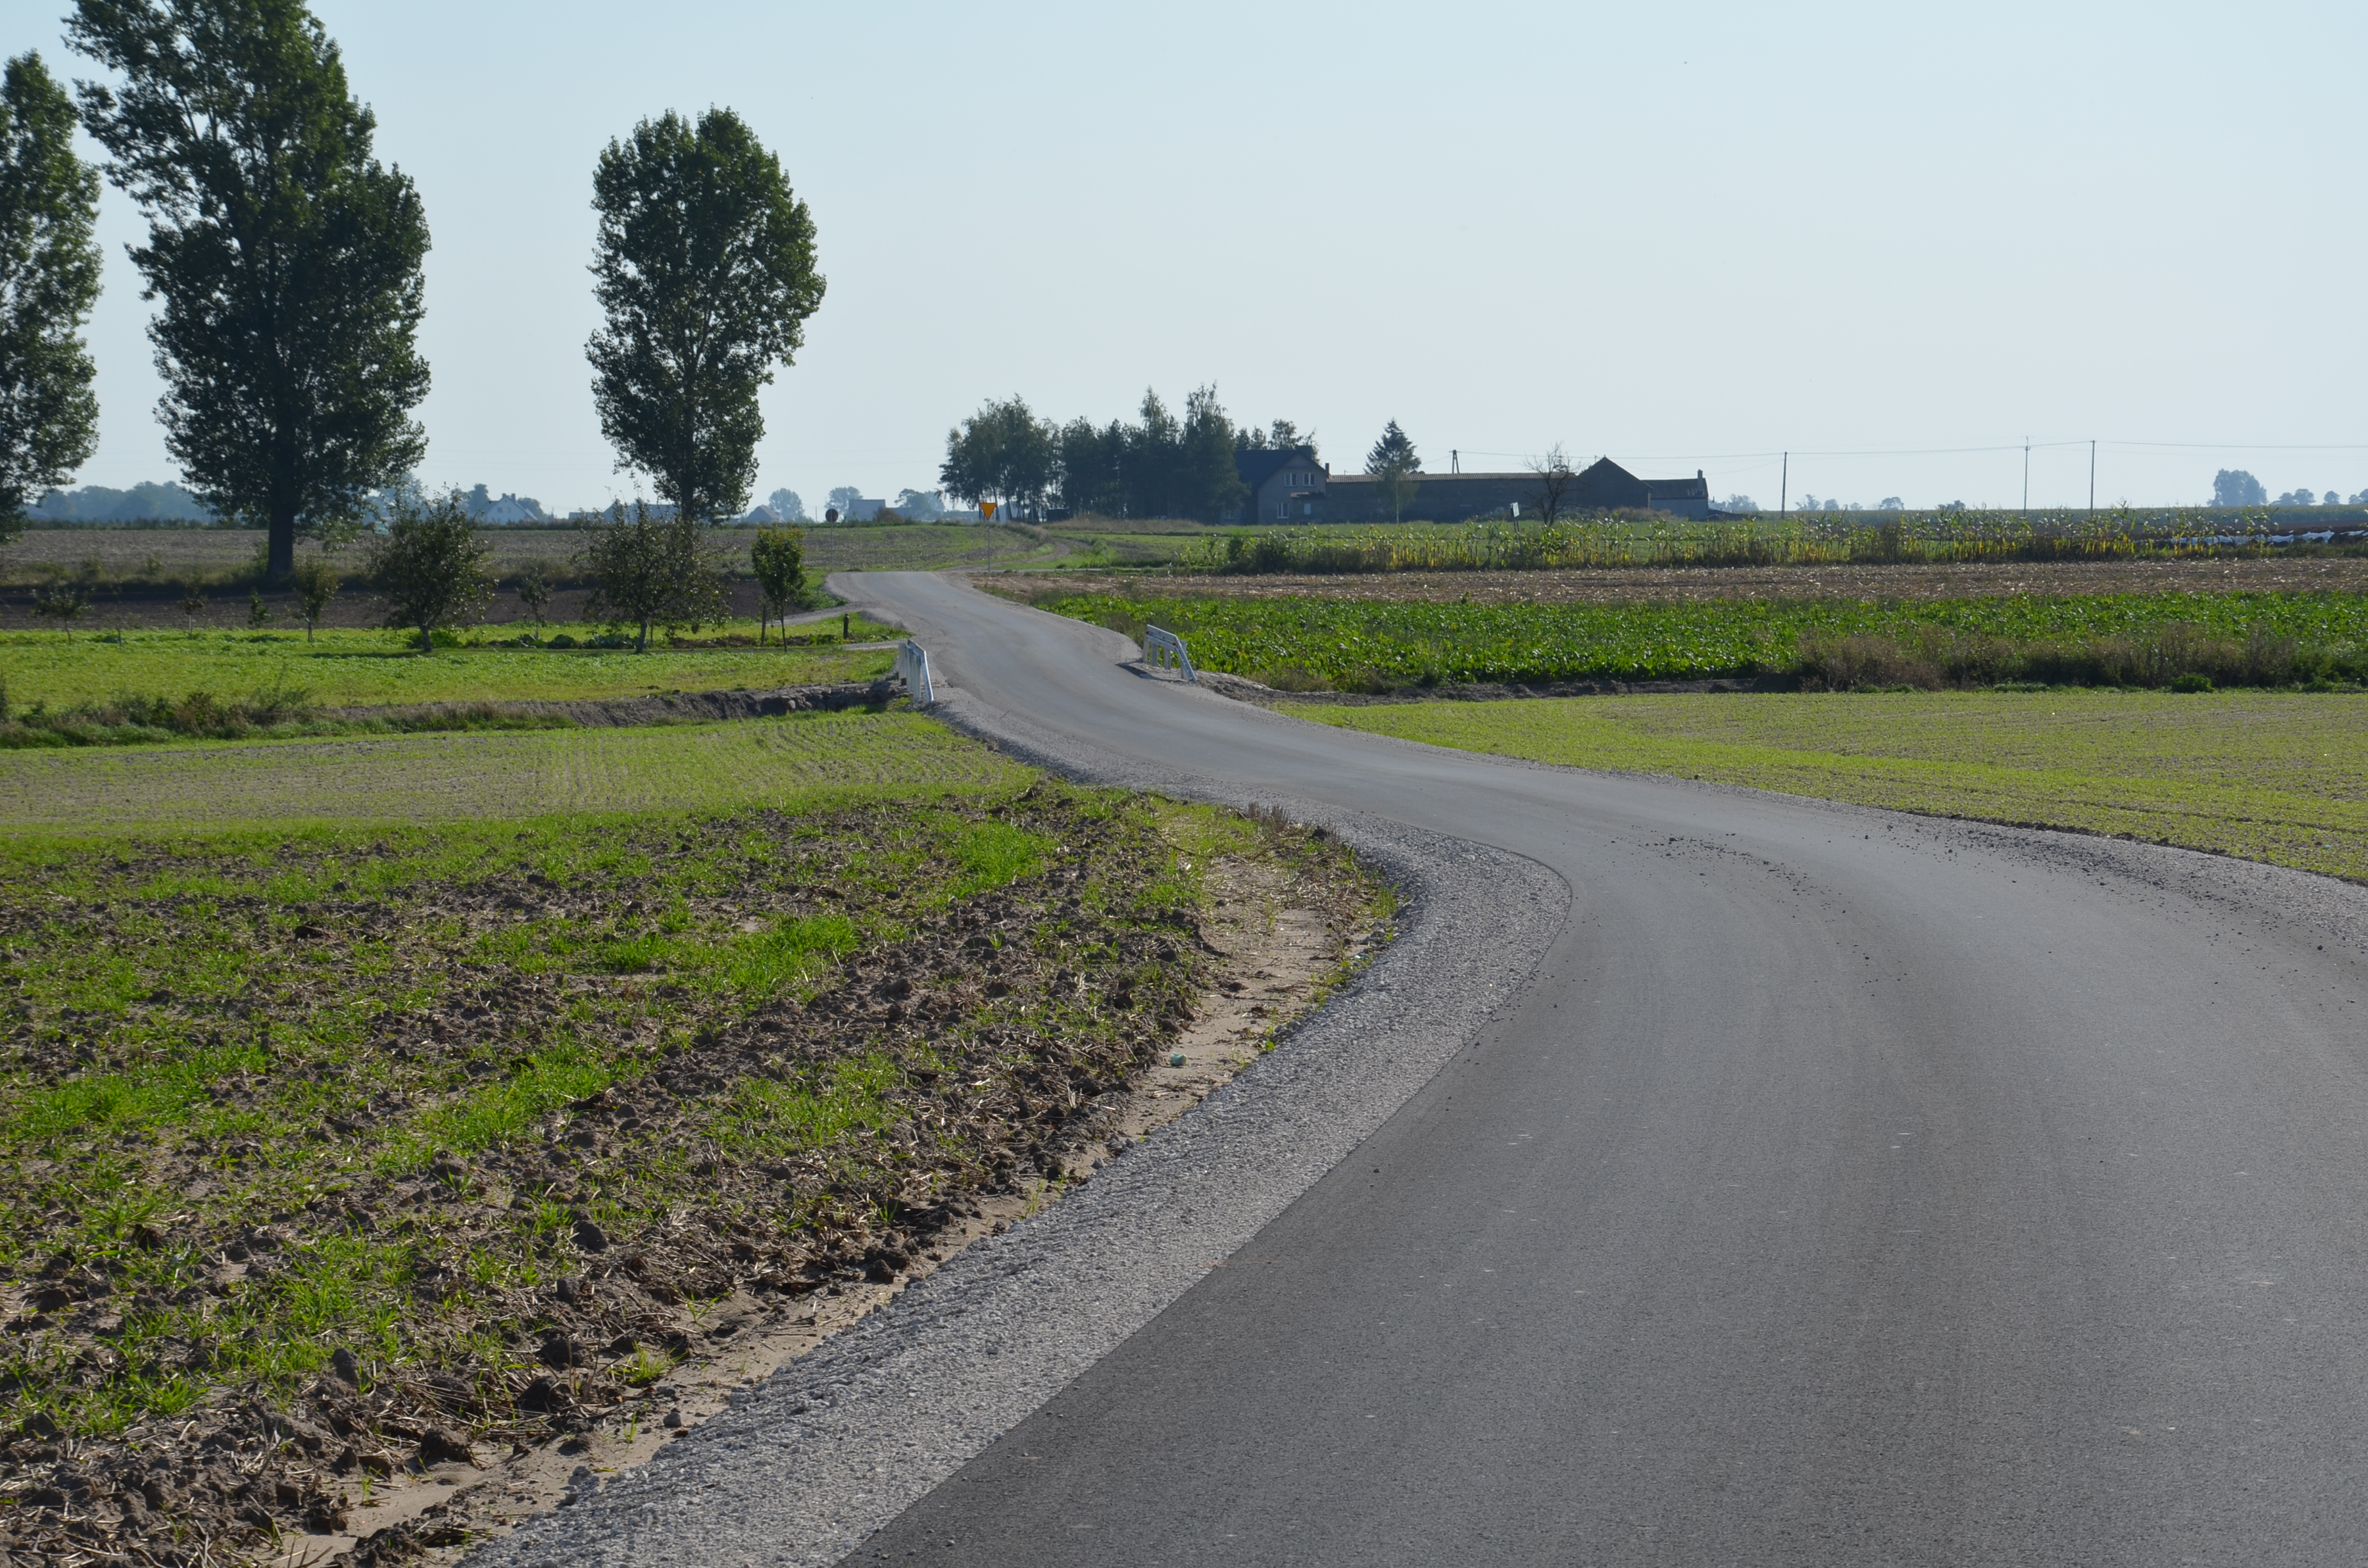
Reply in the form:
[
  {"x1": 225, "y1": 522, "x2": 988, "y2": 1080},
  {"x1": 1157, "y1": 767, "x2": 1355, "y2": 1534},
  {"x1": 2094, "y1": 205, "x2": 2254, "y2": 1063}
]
[
  {"x1": 940, "y1": 389, "x2": 1333, "y2": 523},
  {"x1": 0, "y1": 0, "x2": 825, "y2": 581}
]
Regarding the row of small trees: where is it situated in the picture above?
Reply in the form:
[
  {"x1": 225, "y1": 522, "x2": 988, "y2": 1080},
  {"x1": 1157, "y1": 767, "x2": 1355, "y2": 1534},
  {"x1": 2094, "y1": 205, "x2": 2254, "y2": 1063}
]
[
  {"x1": 369, "y1": 501, "x2": 809, "y2": 654},
  {"x1": 0, "y1": 1, "x2": 823, "y2": 576},
  {"x1": 16, "y1": 500, "x2": 810, "y2": 654}
]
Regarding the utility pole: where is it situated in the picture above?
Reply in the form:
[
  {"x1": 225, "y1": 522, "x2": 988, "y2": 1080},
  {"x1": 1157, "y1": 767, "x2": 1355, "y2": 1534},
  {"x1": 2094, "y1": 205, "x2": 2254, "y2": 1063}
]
[
  {"x1": 1780, "y1": 452, "x2": 1788, "y2": 516},
  {"x1": 2089, "y1": 439, "x2": 2096, "y2": 515},
  {"x1": 2023, "y1": 439, "x2": 2030, "y2": 513}
]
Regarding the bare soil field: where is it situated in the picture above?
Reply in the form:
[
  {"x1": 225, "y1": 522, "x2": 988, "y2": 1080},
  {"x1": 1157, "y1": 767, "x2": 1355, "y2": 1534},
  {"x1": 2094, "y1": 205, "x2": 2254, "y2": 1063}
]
[
  {"x1": 985, "y1": 554, "x2": 2368, "y2": 605},
  {"x1": 0, "y1": 780, "x2": 1385, "y2": 1566}
]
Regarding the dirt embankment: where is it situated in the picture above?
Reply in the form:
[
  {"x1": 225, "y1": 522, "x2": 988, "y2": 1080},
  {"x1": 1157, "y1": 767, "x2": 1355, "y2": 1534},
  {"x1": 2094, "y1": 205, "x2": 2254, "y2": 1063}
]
[{"x1": 329, "y1": 681, "x2": 903, "y2": 730}]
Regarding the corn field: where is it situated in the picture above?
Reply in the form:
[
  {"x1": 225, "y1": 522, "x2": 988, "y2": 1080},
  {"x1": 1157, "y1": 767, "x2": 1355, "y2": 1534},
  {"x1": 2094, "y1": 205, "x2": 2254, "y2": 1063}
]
[{"x1": 1174, "y1": 509, "x2": 2368, "y2": 576}]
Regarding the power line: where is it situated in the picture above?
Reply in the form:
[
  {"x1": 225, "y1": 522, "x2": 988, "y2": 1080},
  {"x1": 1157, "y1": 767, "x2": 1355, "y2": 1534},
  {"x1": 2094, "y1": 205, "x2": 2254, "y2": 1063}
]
[{"x1": 1445, "y1": 438, "x2": 2368, "y2": 462}]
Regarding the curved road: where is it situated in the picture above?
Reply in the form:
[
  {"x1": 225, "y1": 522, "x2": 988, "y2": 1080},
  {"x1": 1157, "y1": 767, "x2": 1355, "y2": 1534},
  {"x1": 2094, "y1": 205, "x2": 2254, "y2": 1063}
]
[{"x1": 837, "y1": 572, "x2": 2368, "y2": 1565}]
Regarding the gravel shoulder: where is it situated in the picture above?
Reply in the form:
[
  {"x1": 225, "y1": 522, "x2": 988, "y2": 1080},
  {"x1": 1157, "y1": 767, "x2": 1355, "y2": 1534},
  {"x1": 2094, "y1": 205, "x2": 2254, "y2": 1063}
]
[{"x1": 469, "y1": 674, "x2": 1568, "y2": 1567}]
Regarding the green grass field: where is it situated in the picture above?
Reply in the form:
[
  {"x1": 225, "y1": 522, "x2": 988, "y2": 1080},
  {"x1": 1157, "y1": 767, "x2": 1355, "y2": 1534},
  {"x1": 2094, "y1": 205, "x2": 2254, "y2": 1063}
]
[
  {"x1": 1288, "y1": 690, "x2": 2368, "y2": 880},
  {"x1": 0, "y1": 710, "x2": 1025, "y2": 831},
  {"x1": 0, "y1": 625, "x2": 896, "y2": 711}
]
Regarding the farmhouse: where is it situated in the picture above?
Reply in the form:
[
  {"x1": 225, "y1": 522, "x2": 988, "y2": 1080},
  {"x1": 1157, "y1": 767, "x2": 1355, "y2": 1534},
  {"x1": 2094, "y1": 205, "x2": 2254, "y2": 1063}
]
[
  {"x1": 1235, "y1": 445, "x2": 1331, "y2": 523},
  {"x1": 1225, "y1": 452, "x2": 1713, "y2": 525}
]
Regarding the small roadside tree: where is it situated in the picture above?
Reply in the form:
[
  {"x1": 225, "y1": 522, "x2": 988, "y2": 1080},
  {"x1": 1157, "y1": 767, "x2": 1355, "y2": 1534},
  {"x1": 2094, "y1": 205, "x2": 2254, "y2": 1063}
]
[
  {"x1": 578, "y1": 503, "x2": 727, "y2": 651},
  {"x1": 1527, "y1": 443, "x2": 1575, "y2": 525},
  {"x1": 1365, "y1": 419, "x2": 1420, "y2": 522},
  {"x1": 0, "y1": 52, "x2": 103, "y2": 544},
  {"x1": 289, "y1": 551, "x2": 338, "y2": 640},
  {"x1": 588, "y1": 108, "x2": 823, "y2": 525},
  {"x1": 749, "y1": 523, "x2": 805, "y2": 644},
  {"x1": 31, "y1": 577, "x2": 89, "y2": 635},
  {"x1": 513, "y1": 558, "x2": 551, "y2": 624},
  {"x1": 69, "y1": 0, "x2": 432, "y2": 578},
  {"x1": 369, "y1": 493, "x2": 492, "y2": 652}
]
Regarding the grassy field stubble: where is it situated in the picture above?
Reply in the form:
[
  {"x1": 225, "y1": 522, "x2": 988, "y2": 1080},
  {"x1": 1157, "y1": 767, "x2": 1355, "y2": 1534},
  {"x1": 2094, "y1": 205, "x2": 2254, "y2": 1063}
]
[
  {"x1": 1290, "y1": 690, "x2": 2368, "y2": 881},
  {"x1": 0, "y1": 716, "x2": 1388, "y2": 1562},
  {"x1": 0, "y1": 711, "x2": 1014, "y2": 829},
  {"x1": 0, "y1": 626, "x2": 900, "y2": 716}
]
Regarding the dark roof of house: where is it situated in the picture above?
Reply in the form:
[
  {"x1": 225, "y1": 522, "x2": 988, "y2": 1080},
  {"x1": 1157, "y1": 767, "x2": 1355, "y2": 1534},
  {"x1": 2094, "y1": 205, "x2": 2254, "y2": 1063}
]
[
  {"x1": 1643, "y1": 470, "x2": 1709, "y2": 500},
  {"x1": 1235, "y1": 445, "x2": 1320, "y2": 489}
]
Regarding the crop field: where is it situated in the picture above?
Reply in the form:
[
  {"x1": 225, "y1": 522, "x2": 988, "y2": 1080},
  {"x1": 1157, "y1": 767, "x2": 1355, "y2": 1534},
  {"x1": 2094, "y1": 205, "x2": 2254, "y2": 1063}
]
[
  {"x1": 1167, "y1": 508, "x2": 2368, "y2": 575},
  {"x1": 0, "y1": 711, "x2": 1019, "y2": 831},
  {"x1": 0, "y1": 626, "x2": 896, "y2": 714},
  {"x1": 0, "y1": 698, "x2": 1384, "y2": 1562},
  {"x1": 1040, "y1": 590, "x2": 2368, "y2": 691},
  {"x1": 989, "y1": 553, "x2": 2368, "y2": 605},
  {"x1": 1291, "y1": 689, "x2": 2368, "y2": 881}
]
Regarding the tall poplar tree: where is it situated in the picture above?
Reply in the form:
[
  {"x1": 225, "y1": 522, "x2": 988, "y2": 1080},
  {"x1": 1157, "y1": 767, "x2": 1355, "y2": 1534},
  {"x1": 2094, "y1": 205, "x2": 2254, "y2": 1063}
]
[
  {"x1": 588, "y1": 108, "x2": 823, "y2": 525},
  {"x1": 69, "y1": 0, "x2": 430, "y2": 578},
  {"x1": 0, "y1": 53, "x2": 103, "y2": 540}
]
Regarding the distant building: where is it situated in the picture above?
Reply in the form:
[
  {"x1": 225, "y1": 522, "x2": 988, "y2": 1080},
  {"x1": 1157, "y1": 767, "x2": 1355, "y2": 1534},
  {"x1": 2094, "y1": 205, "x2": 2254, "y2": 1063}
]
[
  {"x1": 1641, "y1": 470, "x2": 1711, "y2": 520},
  {"x1": 842, "y1": 496, "x2": 885, "y2": 522},
  {"x1": 481, "y1": 493, "x2": 547, "y2": 525},
  {"x1": 1229, "y1": 445, "x2": 1330, "y2": 524},
  {"x1": 1312, "y1": 457, "x2": 1714, "y2": 524}
]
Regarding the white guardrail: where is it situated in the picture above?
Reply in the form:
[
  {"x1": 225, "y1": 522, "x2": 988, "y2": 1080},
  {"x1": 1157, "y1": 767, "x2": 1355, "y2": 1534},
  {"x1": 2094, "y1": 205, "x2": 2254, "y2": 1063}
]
[
  {"x1": 892, "y1": 639, "x2": 935, "y2": 705},
  {"x1": 1144, "y1": 625, "x2": 1196, "y2": 681}
]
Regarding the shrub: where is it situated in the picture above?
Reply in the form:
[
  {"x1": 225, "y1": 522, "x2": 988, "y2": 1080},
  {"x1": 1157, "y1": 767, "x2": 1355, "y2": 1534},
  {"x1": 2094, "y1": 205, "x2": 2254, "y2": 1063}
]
[
  {"x1": 31, "y1": 579, "x2": 90, "y2": 635},
  {"x1": 514, "y1": 559, "x2": 552, "y2": 624},
  {"x1": 290, "y1": 554, "x2": 340, "y2": 642},
  {"x1": 751, "y1": 524, "x2": 807, "y2": 643},
  {"x1": 369, "y1": 492, "x2": 495, "y2": 652},
  {"x1": 577, "y1": 503, "x2": 727, "y2": 651}
]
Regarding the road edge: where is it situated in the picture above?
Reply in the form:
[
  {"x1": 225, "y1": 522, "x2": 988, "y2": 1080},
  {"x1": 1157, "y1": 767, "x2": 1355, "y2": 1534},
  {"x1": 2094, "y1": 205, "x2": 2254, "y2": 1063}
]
[{"x1": 468, "y1": 642, "x2": 1570, "y2": 1568}]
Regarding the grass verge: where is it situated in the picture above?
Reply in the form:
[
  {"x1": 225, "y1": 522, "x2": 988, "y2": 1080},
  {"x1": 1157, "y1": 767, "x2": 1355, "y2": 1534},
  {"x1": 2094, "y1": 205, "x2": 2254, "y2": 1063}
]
[
  {"x1": 0, "y1": 625, "x2": 898, "y2": 713},
  {"x1": 1289, "y1": 689, "x2": 2368, "y2": 881},
  {"x1": 0, "y1": 711, "x2": 1021, "y2": 832}
]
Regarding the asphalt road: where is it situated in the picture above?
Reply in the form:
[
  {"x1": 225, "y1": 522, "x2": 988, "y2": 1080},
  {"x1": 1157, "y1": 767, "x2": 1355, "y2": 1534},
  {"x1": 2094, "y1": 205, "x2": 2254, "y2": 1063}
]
[{"x1": 833, "y1": 572, "x2": 2368, "y2": 1566}]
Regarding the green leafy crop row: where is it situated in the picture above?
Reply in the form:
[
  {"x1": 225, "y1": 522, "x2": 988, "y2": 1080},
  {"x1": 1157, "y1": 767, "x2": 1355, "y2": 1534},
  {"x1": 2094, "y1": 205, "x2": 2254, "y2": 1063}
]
[{"x1": 1053, "y1": 591, "x2": 2368, "y2": 691}]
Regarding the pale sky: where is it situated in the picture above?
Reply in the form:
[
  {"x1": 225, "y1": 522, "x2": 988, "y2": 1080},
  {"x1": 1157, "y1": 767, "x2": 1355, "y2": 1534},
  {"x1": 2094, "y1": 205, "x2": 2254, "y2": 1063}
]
[{"x1": 12, "y1": 0, "x2": 2365, "y2": 513}]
